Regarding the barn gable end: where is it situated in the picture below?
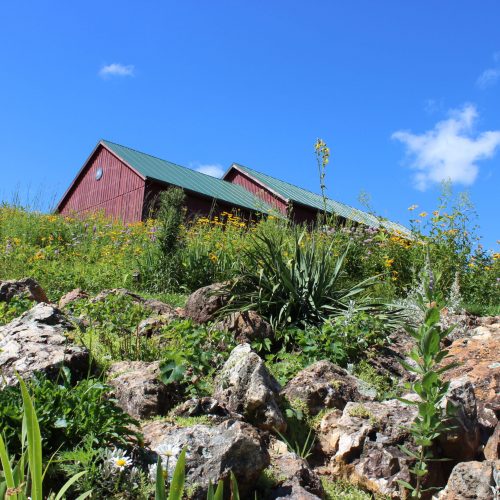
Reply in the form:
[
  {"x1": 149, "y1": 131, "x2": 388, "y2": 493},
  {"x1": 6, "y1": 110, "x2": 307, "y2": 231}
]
[{"x1": 58, "y1": 143, "x2": 146, "y2": 223}]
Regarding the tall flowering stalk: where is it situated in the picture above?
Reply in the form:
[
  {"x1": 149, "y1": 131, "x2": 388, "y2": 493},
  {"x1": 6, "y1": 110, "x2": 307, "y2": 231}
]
[{"x1": 314, "y1": 138, "x2": 330, "y2": 225}]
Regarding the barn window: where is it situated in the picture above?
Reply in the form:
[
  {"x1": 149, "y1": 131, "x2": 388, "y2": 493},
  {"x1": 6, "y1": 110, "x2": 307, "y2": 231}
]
[{"x1": 95, "y1": 167, "x2": 103, "y2": 181}]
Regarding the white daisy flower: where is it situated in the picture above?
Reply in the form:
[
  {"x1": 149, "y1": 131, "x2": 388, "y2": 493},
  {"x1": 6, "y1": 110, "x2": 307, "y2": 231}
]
[{"x1": 106, "y1": 447, "x2": 133, "y2": 471}]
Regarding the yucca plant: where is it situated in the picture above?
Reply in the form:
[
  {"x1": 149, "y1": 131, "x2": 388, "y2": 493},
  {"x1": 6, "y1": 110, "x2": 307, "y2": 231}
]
[
  {"x1": 224, "y1": 229, "x2": 384, "y2": 328},
  {"x1": 0, "y1": 375, "x2": 91, "y2": 500}
]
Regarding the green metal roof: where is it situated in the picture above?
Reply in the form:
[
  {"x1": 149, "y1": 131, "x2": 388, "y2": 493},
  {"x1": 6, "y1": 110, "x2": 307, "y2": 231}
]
[
  {"x1": 231, "y1": 163, "x2": 410, "y2": 234},
  {"x1": 102, "y1": 141, "x2": 272, "y2": 214}
]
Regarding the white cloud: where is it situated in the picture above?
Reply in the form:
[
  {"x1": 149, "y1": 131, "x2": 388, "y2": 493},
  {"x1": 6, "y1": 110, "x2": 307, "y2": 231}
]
[
  {"x1": 477, "y1": 68, "x2": 500, "y2": 89},
  {"x1": 476, "y1": 52, "x2": 500, "y2": 89},
  {"x1": 195, "y1": 164, "x2": 225, "y2": 178},
  {"x1": 392, "y1": 104, "x2": 500, "y2": 190},
  {"x1": 99, "y1": 63, "x2": 135, "y2": 78}
]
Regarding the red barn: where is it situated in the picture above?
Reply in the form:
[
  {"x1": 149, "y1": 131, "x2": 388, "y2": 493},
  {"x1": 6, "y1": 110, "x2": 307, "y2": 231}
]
[
  {"x1": 57, "y1": 140, "x2": 271, "y2": 222},
  {"x1": 57, "y1": 140, "x2": 409, "y2": 234}
]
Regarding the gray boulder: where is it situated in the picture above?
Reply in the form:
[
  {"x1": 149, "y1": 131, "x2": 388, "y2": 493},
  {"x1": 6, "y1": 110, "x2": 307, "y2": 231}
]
[
  {"x1": 281, "y1": 360, "x2": 367, "y2": 416},
  {"x1": 184, "y1": 283, "x2": 228, "y2": 324},
  {"x1": 0, "y1": 277, "x2": 49, "y2": 303},
  {"x1": 0, "y1": 303, "x2": 89, "y2": 386},
  {"x1": 435, "y1": 460, "x2": 499, "y2": 500},
  {"x1": 107, "y1": 361, "x2": 175, "y2": 419},
  {"x1": 213, "y1": 343, "x2": 286, "y2": 432},
  {"x1": 142, "y1": 419, "x2": 269, "y2": 498}
]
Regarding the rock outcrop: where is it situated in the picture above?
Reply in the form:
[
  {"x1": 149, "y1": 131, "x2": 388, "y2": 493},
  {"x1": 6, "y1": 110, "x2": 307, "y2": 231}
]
[
  {"x1": 281, "y1": 360, "x2": 366, "y2": 416},
  {"x1": 142, "y1": 419, "x2": 269, "y2": 499},
  {"x1": 213, "y1": 343, "x2": 286, "y2": 432},
  {"x1": 184, "y1": 283, "x2": 228, "y2": 324},
  {"x1": 0, "y1": 277, "x2": 49, "y2": 303},
  {"x1": 435, "y1": 460, "x2": 499, "y2": 500},
  {"x1": 442, "y1": 316, "x2": 500, "y2": 431},
  {"x1": 0, "y1": 303, "x2": 89, "y2": 386},
  {"x1": 213, "y1": 310, "x2": 273, "y2": 343},
  {"x1": 107, "y1": 361, "x2": 175, "y2": 419}
]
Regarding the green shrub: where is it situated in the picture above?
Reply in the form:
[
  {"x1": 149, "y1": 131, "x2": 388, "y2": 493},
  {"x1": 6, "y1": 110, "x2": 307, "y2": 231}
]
[
  {"x1": 0, "y1": 374, "x2": 139, "y2": 459},
  {"x1": 140, "y1": 187, "x2": 186, "y2": 292},
  {"x1": 0, "y1": 295, "x2": 35, "y2": 325},
  {"x1": 159, "y1": 320, "x2": 237, "y2": 397}
]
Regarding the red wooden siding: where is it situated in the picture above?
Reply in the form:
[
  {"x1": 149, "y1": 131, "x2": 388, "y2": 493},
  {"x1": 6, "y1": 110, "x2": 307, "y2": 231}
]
[
  {"x1": 59, "y1": 146, "x2": 145, "y2": 223},
  {"x1": 224, "y1": 169, "x2": 288, "y2": 215},
  {"x1": 225, "y1": 168, "x2": 321, "y2": 224}
]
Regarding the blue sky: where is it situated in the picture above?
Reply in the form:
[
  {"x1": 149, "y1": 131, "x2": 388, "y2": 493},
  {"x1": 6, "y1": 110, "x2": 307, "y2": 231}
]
[{"x1": 1, "y1": 1, "x2": 499, "y2": 248}]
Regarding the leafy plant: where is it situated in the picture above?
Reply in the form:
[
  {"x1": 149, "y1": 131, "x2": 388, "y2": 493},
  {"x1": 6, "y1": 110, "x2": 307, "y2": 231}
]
[
  {"x1": 0, "y1": 375, "x2": 91, "y2": 500},
  {"x1": 0, "y1": 295, "x2": 34, "y2": 326},
  {"x1": 397, "y1": 265, "x2": 458, "y2": 499},
  {"x1": 276, "y1": 399, "x2": 316, "y2": 460},
  {"x1": 69, "y1": 293, "x2": 158, "y2": 364},
  {"x1": 0, "y1": 374, "x2": 139, "y2": 460},
  {"x1": 159, "y1": 320, "x2": 236, "y2": 397},
  {"x1": 141, "y1": 187, "x2": 186, "y2": 292}
]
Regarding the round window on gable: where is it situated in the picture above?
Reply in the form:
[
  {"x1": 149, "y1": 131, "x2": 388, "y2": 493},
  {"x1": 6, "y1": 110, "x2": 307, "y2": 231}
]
[{"x1": 95, "y1": 167, "x2": 103, "y2": 181}]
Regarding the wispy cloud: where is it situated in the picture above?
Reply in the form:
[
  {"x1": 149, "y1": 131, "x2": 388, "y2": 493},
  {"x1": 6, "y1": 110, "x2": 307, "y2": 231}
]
[
  {"x1": 99, "y1": 63, "x2": 135, "y2": 79},
  {"x1": 392, "y1": 104, "x2": 500, "y2": 190},
  {"x1": 477, "y1": 68, "x2": 500, "y2": 89},
  {"x1": 194, "y1": 164, "x2": 225, "y2": 178},
  {"x1": 476, "y1": 52, "x2": 500, "y2": 89}
]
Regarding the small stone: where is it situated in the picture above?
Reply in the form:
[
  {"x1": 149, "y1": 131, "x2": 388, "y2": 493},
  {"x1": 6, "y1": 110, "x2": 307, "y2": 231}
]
[{"x1": 484, "y1": 423, "x2": 500, "y2": 461}]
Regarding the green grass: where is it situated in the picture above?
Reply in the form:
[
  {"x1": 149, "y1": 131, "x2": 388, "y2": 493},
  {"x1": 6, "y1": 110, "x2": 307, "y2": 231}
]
[{"x1": 322, "y1": 477, "x2": 389, "y2": 500}]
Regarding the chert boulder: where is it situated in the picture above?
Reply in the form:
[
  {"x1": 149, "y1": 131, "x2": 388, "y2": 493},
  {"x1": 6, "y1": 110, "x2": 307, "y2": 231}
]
[
  {"x1": 442, "y1": 317, "x2": 500, "y2": 431},
  {"x1": 318, "y1": 398, "x2": 419, "y2": 497},
  {"x1": 184, "y1": 283, "x2": 228, "y2": 324},
  {"x1": 0, "y1": 277, "x2": 48, "y2": 303},
  {"x1": 267, "y1": 440, "x2": 324, "y2": 499},
  {"x1": 58, "y1": 288, "x2": 89, "y2": 309},
  {"x1": 213, "y1": 310, "x2": 273, "y2": 343},
  {"x1": 439, "y1": 377, "x2": 481, "y2": 461},
  {"x1": 281, "y1": 360, "x2": 367, "y2": 416},
  {"x1": 435, "y1": 460, "x2": 499, "y2": 500},
  {"x1": 142, "y1": 419, "x2": 269, "y2": 498},
  {"x1": 0, "y1": 303, "x2": 89, "y2": 386},
  {"x1": 213, "y1": 343, "x2": 286, "y2": 432},
  {"x1": 107, "y1": 361, "x2": 176, "y2": 419}
]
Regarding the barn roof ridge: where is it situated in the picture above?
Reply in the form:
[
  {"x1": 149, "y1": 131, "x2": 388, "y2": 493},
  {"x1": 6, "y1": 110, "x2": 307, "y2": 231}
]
[{"x1": 228, "y1": 162, "x2": 410, "y2": 234}]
